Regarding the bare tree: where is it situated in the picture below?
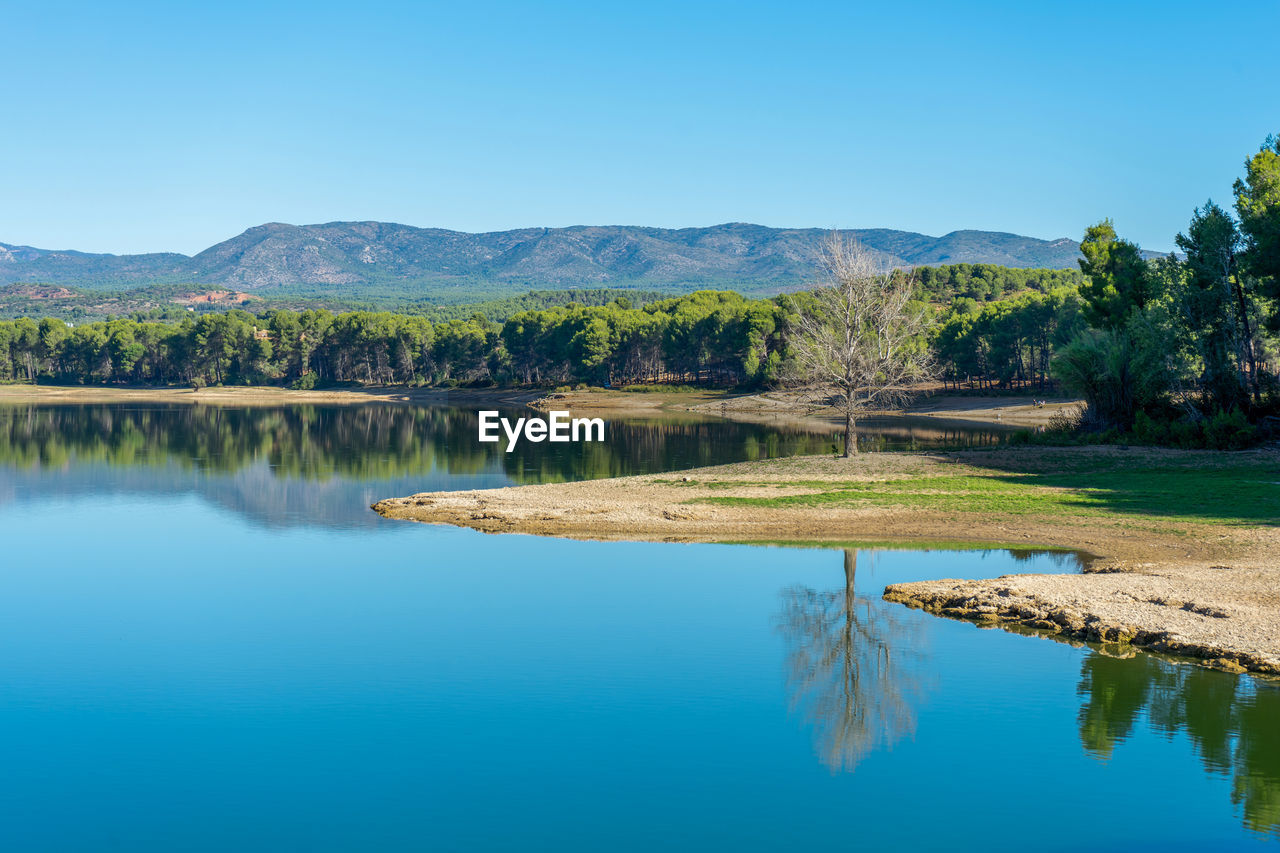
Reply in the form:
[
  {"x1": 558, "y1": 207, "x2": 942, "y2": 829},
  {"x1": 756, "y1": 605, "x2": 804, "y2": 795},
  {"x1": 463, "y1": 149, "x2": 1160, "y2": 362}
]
[{"x1": 785, "y1": 235, "x2": 935, "y2": 456}]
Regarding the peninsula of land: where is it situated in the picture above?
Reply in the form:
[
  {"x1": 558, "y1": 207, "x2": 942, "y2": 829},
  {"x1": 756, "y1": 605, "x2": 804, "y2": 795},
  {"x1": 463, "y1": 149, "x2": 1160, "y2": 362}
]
[{"x1": 373, "y1": 446, "x2": 1280, "y2": 675}]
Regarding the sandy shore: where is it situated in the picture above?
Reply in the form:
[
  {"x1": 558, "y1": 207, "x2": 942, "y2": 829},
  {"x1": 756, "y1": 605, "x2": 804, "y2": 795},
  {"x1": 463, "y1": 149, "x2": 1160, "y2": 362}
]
[
  {"x1": 373, "y1": 447, "x2": 1280, "y2": 675},
  {"x1": 532, "y1": 387, "x2": 1079, "y2": 429},
  {"x1": 0, "y1": 384, "x2": 547, "y2": 407}
]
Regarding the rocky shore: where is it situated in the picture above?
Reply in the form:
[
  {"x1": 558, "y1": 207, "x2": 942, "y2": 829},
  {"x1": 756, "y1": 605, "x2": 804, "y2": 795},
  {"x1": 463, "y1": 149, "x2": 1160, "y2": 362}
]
[{"x1": 884, "y1": 568, "x2": 1280, "y2": 675}]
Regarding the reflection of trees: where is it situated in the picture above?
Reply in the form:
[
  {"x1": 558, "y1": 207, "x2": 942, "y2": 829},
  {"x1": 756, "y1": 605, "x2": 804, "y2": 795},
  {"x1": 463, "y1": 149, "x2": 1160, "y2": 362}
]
[
  {"x1": 1006, "y1": 549, "x2": 1085, "y2": 570},
  {"x1": 1077, "y1": 652, "x2": 1280, "y2": 837},
  {"x1": 1077, "y1": 653, "x2": 1162, "y2": 759},
  {"x1": 776, "y1": 550, "x2": 928, "y2": 772},
  {"x1": 501, "y1": 417, "x2": 833, "y2": 483},
  {"x1": 0, "y1": 404, "x2": 488, "y2": 479},
  {"x1": 0, "y1": 404, "x2": 836, "y2": 485},
  {"x1": 0, "y1": 406, "x2": 1006, "y2": 487}
]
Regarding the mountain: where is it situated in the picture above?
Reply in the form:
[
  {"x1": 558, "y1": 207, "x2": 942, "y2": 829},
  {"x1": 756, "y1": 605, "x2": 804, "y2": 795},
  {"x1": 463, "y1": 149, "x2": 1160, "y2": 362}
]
[{"x1": 0, "y1": 222, "x2": 1153, "y2": 296}]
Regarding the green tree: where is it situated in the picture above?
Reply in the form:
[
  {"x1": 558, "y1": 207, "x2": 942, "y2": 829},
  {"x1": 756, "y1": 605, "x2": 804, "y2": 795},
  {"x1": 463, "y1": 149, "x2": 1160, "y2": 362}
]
[
  {"x1": 1234, "y1": 134, "x2": 1280, "y2": 332},
  {"x1": 1175, "y1": 201, "x2": 1257, "y2": 409},
  {"x1": 1078, "y1": 220, "x2": 1150, "y2": 329}
]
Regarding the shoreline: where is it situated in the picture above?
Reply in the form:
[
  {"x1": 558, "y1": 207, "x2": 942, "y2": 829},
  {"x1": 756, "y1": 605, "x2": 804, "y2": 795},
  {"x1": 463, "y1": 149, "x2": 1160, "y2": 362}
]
[
  {"x1": 372, "y1": 446, "x2": 1280, "y2": 675},
  {"x1": 0, "y1": 383, "x2": 550, "y2": 407},
  {"x1": 0, "y1": 383, "x2": 1077, "y2": 431}
]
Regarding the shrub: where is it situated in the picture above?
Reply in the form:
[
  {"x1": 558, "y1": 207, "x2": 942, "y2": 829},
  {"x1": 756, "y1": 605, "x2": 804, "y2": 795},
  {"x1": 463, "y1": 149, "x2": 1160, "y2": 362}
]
[
  {"x1": 1052, "y1": 323, "x2": 1170, "y2": 431},
  {"x1": 1132, "y1": 410, "x2": 1168, "y2": 445},
  {"x1": 1204, "y1": 409, "x2": 1257, "y2": 450},
  {"x1": 1131, "y1": 408, "x2": 1258, "y2": 450},
  {"x1": 289, "y1": 372, "x2": 318, "y2": 391}
]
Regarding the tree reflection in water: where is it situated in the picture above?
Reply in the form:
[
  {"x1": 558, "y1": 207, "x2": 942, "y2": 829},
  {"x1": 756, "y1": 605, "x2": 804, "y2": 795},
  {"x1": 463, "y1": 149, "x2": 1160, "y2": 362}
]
[
  {"x1": 1077, "y1": 650, "x2": 1280, "y2": 837},
  {"x1": 776, "y1": 549, "x2": 929, "y2": 772}
]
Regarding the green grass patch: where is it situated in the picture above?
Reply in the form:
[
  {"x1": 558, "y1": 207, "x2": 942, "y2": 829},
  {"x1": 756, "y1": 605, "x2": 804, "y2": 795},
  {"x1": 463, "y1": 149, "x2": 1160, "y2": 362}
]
[{"x1": 697, "y1": 463, "x2": 1280, "y2": 527}]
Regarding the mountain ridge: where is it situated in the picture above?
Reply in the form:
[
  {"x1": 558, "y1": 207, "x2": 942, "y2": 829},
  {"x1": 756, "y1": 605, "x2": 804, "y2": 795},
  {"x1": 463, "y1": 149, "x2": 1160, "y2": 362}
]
[{"x1": 0, "y1": 221, "x2": 1164, "y2": 295}]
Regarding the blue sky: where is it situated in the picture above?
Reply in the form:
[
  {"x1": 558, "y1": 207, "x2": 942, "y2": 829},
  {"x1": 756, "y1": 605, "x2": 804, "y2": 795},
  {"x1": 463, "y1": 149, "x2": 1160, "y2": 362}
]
[{"x1": 2, "y1": 0, "x2": 1276, "y2": 255}]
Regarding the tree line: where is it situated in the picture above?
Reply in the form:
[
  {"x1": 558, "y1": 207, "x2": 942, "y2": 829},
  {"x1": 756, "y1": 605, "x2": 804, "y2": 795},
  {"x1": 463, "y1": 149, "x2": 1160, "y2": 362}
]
[
  {"x1": 931, "y1": 288, "x2": 1086, "y2": 390},
  {"x1": 0, "y1": 290, "x2": 789, "y2": 389},
  {"x1": 915, "y1": 263, "x2": 1083, "y2": 302},
  {"x1": 0, "y1": 273, "x2": 1110, "y2": 398}
]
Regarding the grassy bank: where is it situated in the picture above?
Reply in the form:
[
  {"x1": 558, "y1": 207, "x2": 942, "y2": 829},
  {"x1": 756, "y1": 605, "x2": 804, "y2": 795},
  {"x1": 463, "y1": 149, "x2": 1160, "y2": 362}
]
[{"x1": 691, "y1": 450, "x2": 1279, "y2": 528}]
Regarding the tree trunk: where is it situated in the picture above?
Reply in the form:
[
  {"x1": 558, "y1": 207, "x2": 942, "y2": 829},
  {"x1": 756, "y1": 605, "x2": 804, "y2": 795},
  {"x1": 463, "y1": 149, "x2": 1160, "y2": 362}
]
[
  {"x1": 1231, "y1": 277, "x2": 1261, "y2": 406},
  {"x1": 843, "y1": 408, "x2": 857, "y2": 457}
]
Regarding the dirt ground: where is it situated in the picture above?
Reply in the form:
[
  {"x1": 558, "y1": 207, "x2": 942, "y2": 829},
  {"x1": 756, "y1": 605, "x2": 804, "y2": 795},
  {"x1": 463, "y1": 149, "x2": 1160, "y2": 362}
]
[{"x1": 529, "y1": 386, "x2": 1079, "y2": 429}]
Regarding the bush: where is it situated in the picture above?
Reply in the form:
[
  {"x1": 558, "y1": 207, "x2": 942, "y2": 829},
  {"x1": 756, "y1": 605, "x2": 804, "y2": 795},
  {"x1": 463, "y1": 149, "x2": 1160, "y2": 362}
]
[
  {"x1": 289, "y1": 372, "x2": 318, "y2": 391},
  {"x1": 1052, "y1": 321, "x2": 1171, "y2": 431},
  {"x1": 1204, "y1": 409, "x2": 1257, "y2": 450},
  {"x1": 1132, "y1": 410, "x2": 1168, "y2": 445},
  {"x1": 1131, "y1": 408, "x2": 1258, "y2": 450}
]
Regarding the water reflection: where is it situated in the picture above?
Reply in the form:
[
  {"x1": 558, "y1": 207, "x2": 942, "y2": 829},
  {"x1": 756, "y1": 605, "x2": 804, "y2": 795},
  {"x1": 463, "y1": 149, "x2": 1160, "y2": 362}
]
[
  {"x1": 0, "y1": 404, "x2": 1006, "y2": 527},
  {"x1": 775, "y1": 546, "x2": 1280, "y2": 840},
  {"x1": 0, "y1": 403, "x2": 840, "y2": 482},
  {"x1": 776, "y1": 550, "x2": 929, "y2": 771},
  {"x1": 1078, "y1": 650, "x2": 1280, "y2": 837}
]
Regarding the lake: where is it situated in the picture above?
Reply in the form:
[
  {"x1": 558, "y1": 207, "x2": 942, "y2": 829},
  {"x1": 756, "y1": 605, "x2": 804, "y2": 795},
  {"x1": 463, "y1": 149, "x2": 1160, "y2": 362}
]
[{"x1": 0, "y1": 402, "x2": 1276, "y2": 850}]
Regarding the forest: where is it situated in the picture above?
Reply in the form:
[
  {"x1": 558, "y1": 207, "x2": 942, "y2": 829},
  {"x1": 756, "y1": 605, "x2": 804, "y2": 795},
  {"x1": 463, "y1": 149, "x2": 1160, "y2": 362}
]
[
  {"x1": 0, "y1": 291, "x2": 786, "y2": 389},
  {"x1": 0, "y1": 281, "x2": 1093, "y2": 393},
  {"x1": 0, "y1": 259, "x2": 1099, "y2": 392}
]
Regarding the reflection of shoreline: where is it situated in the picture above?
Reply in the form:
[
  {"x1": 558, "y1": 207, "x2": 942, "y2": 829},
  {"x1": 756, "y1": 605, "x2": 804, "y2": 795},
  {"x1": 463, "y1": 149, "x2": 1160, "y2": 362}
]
[
  {"x1": 1077, "y1": 651, "x2": 1280, "y2": 838},
  {"x1": 777, "y1": 550, "x2": 929, "y2": 772},
  {"x1": 0, "y1": 460, "x2": 513, "y2": 529}
]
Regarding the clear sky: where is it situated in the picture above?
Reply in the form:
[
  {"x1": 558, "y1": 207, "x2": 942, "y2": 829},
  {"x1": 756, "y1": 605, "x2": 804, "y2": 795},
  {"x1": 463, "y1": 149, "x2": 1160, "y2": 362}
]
[{"x1": 3, "y1": 0, "x2": 1276, "y2": 256}]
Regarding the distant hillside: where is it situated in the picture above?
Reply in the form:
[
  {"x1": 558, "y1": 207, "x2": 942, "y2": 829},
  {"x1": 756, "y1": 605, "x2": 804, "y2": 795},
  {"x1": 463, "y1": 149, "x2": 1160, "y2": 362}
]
[
  {"x1": 0, "y1": 221, "x2": 1162, "y2": 296},
  {"x1": 0, "y1": 282, "x2": 667, "y2": 324}
]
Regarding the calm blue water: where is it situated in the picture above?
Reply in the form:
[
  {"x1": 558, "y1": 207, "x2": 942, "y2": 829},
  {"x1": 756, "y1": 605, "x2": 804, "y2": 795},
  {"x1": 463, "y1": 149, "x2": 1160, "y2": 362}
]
[{"x1": 0, "y1": 404, "x2": 1275, "y2": 850}]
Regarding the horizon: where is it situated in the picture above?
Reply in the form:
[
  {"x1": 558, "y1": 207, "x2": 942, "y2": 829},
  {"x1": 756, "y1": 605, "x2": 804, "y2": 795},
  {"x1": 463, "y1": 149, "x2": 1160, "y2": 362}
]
[{"x1": 5, "y1": 1, "x2": 1276, "y2": 257}]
